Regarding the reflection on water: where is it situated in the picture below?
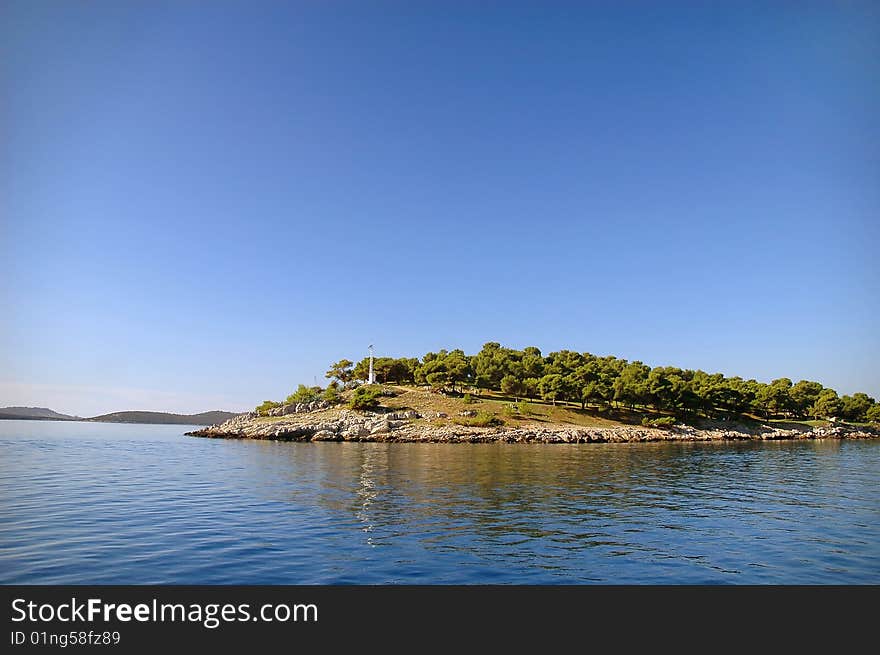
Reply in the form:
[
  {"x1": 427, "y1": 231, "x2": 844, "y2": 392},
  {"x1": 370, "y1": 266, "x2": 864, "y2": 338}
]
[
  {"x1": 0, "y1": 420, "x2": 878, "y2": 584},
  {"x1": 356, "y1": 445, "x2": 381, "y2": 545}
]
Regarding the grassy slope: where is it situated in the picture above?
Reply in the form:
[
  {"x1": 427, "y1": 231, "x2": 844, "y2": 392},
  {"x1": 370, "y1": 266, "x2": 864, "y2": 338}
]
[
  {"x1": 255, "y1": 386, "x2": 623, "y2": 428},
  {"x1": 380, "y1": 387, "x2": 623, "y2": 428},
  {"x1": 255, "y1": 386, "x2": 870, "y2": 432}
]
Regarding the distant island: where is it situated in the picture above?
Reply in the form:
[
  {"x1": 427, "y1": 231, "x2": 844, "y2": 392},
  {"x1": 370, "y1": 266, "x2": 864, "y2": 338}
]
[
  {"x1": 87, "y1": 411, "x2": 238, "y2": 425},
  {"x1": 0, "y1": 407, "x2": 237, "y2": 425},
  {"x1": 0, "y1": 406, "x2": 81, "y2": 421},
  {"x1": 188, "y1": 343, "x2": 880, "y2": 444}
]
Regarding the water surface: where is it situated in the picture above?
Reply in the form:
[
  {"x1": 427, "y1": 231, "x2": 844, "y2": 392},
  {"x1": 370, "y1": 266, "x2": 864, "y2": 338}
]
[{"x1": 1, "y1": 420, "x2": 877, "y2": 583}]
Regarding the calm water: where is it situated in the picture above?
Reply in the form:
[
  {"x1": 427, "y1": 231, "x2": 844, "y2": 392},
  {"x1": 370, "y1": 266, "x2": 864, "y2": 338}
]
[{"x1": 1, "y1": 420, "x2": 878, "y2": 584}]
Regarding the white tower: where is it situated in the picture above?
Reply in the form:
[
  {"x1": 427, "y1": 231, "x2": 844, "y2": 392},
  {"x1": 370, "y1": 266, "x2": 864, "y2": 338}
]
[{"x1": 368, "y1": 344, "x2": 375, "y2": 384}]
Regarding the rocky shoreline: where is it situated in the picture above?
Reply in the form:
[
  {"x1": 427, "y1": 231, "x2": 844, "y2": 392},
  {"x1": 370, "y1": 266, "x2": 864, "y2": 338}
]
[{"x1": 186, "y1": 404, "x2": 880, "y2": 444}]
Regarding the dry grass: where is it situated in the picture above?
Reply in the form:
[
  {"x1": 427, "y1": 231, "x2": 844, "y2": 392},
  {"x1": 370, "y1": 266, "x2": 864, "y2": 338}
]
[
  {"x1": 256, "y1": 386, "x2": 660, "y2": 430},
  {"x1": 376, "y1": 386, "x2": 624, "y2": 429}
]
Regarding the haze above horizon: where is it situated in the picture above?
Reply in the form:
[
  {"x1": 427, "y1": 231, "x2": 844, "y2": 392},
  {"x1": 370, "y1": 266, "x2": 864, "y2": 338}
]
[{"x1": 2, "y1": 2, "x2": 878, "y2": 416}]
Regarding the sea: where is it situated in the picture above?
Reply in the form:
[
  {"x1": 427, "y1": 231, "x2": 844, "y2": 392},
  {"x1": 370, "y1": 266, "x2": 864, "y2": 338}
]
[{"x1": 1, "y1": 419, "x2": 877, "y2": 584}]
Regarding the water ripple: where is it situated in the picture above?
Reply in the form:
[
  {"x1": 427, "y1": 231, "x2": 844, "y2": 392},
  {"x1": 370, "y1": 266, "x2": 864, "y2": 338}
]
[{"x1": 0, "y1": 421, "x2": 878, "y2": 584}]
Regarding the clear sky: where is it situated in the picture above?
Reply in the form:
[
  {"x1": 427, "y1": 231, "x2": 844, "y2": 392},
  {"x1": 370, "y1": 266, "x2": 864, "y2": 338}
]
[{"x1": 2, "y1": 2, "x2": 878, "y2": 416}]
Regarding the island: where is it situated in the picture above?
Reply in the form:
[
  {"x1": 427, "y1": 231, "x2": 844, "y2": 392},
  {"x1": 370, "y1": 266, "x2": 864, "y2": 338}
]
[
  {"x1": 87, "y1": 410, "x2": 237, "y2": 425},
  {"x1": 188, "y1": 343, "x2": 880, "y2": 444},
  {"x1": 0, "y1": 407, "x2": 238, "y2": 425}
]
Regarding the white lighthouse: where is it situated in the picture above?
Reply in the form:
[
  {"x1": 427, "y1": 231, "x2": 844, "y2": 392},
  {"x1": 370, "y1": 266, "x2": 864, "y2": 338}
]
[{"x1": 368, "y1": 344, "x2": 375, "y2": 385}]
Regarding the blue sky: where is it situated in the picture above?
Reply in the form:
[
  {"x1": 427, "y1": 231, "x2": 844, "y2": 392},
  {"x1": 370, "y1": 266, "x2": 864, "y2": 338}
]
[{"x1": 2, "y1": 2, "x2": 878, "y2": 415}]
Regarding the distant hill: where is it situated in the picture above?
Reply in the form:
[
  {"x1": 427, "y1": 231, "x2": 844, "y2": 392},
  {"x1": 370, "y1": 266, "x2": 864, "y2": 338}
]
[
  {"x1": 0, "y1": 406, "x2": 80, "y2": 421},
  {"x1": 86, "y1": 410, "x2": 238, "y2": 425}
]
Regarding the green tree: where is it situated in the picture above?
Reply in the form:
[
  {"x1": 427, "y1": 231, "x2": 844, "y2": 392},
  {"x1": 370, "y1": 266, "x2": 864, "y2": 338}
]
[
  {"x1": 516, "y1": 400, "x2": 533, "y2": 416},
  {"x1": 743, "y1": 379, "x2": 766, "y2": 416},
  {"x1": 866, "y1": 404, "x2": 880, "y2": 423},
  {"x1": 372, "y1": 357, "x2": 396, "y2": 383},
  {"x1": 352, "y1": 358, "x2": 371, "y2": 382},
  {"x1": 704, "y1": 382, "x2": 746, "y2": 418},
  {"x1": 839, "y1": 393, "x2": 874, "y2": 422},
  {"x1": 571, "y1": 359, "x2": 616, "y2": 410},
  {"x1": 790, "y1": 380, "x2": 824, "y2": 418},
  {"x1": 647, "y1": 367, "x2": 688, "y2": 413},
  {"x1": 426, "y1": 370, "x2": 450, "y2": 391},
  {"x1": 545, "y1": 350, "x2": 585, "y2": 378},
  {"x1": 810, "y1": 389, "x2": 842, "y2": 419},
  {"x1": 727, "y1": 377, "x2": 758, "y2": 416},
  {"x1": 444, "y1": 349, "x2": 472, "y2": 393},
  {"x1": 472, "y1": 342, "x2": 514, "y2": 390},
  {"x1": 416, "y1": 351, "x2": 448, "y2": 389},
  {"x1": 349, "y1": 385, "x2": 382, "y2": 411},
  {"x1": 325, "y1": 359, "x2": 354, "y2": 386},
  {"x1": 500, "y1": 374, "x2": 526, "y2": 400},
  {"x1": 521, "y1": 347, "x2": 545, "y2": 379},
  {"x1": 371, "y1": 357, "x2": 419, "y2": 384},
  {"x1": 539, "y1": 374, "x2": 567, "y2": 405},
  {"x1": 613, "y1": 361, "x2": 650, "y2": 409},
  {"x1": 286, "y1": 384, "x2": 318, "y2": 405},
  {"x1": 390, "y1": 358, "x2": 419, "y2": 384},
  {"x1": 755, "y1": 378, "x2": 793, "y2": 418},
  {"x1": 415, "y1": 349, "x2": 472, "y2": 392},
  {"x1": 403, "y1": 358, "x2": 420, "y2": 382},
  {"x1": 581, "y1": 379, "x2": 613, "y2": 409},
  {"x1": 690, "y1": 370, "x2": 715, "y2": 416},
  {"x1": 318, "y1": 341, "x2": 874, "y2": 424},
  {"x1": 255, "y1": 400, "x2": 281, "y2": 415},
  {"x1": 523, "y1": 377, "x2": 540, "y2": 399}
]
